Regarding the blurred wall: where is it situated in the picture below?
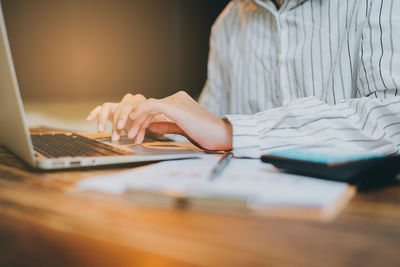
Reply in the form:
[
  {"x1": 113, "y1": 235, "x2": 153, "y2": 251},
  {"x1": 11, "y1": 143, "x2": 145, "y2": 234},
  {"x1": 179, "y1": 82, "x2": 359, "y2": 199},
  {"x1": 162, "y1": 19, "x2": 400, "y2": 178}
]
[{"x1": 2, "y1": 0, "x2": 229, "y2": 101}]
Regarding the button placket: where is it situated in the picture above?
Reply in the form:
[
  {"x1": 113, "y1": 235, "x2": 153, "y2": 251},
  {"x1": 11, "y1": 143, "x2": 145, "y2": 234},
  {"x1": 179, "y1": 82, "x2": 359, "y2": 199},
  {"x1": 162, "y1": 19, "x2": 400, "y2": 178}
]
[{"x1": 278, "y1": 14, "x2": 291, "y2": 105}]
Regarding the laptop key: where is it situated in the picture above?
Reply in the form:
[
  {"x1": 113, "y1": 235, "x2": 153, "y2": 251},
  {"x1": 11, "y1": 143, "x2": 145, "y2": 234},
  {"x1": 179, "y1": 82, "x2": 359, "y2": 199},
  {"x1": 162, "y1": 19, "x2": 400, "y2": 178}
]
[{"x1": 31, "y1": 133, "x2": 132, "y2": 158}]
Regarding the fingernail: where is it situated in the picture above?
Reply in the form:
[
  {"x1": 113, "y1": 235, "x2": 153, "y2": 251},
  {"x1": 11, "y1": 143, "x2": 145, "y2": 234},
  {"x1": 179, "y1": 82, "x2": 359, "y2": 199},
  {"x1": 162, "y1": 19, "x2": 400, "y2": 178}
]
[
  {"x1": 117, "y1": 120, "x2": 124, "y2": 129},
  {"x1": 112, "y1": 131, "x2": 119, "y2": 141},
  {"x1": 98, "y1": 123, "x2": 103, "y2": 132},
  {"x1": 86, "y1": 115, "x2": 91, "y2": 121},
  {"x1": 129, "y1": 113, "x2": 135, "y2": 119},
  {"x1": 128, "y1": 130, "x2": 134, "y2": 139},
  {"x1": 128, "y1": 127, "x2": 137, "y2": 139}
]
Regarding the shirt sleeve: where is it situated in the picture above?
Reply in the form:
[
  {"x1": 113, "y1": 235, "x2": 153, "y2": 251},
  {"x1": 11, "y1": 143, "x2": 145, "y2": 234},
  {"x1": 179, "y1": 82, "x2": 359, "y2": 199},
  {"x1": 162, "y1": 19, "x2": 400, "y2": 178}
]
[
  {"x1": 226, "y1": 0, "x2": 400, "y2": 158},
  {"x1": 198, "y1": 3, "x2": 233, "y2": 118},
  {"x1": 226, "y1": 96, "x2": 400, "y2": 158}
]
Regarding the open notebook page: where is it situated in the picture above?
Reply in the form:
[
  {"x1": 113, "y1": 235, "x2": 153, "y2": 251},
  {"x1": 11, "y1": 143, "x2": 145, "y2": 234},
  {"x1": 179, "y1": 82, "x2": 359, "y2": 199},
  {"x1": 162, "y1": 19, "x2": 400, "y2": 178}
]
[{"x1": 77, "y1": 156, "x2": 351, "y2": 211}]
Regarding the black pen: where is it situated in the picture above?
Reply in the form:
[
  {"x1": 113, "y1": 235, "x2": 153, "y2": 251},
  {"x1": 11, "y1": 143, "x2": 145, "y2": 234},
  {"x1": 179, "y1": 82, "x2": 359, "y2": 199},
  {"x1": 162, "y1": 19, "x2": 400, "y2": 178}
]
[{"x1": 209, "y1": 152, "x2": 233, "y2": 180}]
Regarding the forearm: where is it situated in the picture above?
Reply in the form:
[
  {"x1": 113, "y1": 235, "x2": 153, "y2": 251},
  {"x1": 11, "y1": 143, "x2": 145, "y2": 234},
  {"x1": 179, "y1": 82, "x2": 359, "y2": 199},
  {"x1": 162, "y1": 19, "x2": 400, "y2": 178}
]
[{"x1": 226, "y1": 96, "x2": 400, "y2": 158}]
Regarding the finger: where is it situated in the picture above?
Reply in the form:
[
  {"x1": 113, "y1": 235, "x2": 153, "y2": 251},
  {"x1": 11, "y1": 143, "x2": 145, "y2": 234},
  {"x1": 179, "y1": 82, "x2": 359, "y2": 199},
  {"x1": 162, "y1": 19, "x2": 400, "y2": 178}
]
[
  {"x1": 121, "y1": 93, "x2": 133, "y2": 102},
  {"x1": 127, "y1": 122, "x2": 140, "y2": 139},
  {"x1": 134, "y1": 115, "x2": 154, "y2": 142},
  {"x1": 124, "y1": 118, "x2": 134, "y2": 132},
  {"x1": 110, "y1": 103, "x2": 119, "y2": 114},
  {"x1": 127, "y1": 99, "x2": 164, "y2": 139},
  {"x1": 116, "y1": 104, "x2": 135, "y2": 130},
  {"x1": 127, "y1": 114, "x2": 151, "y2": 139},
  {"x1": 135, "y1": 128, "x2": 146, "y2": 144},
  {"x1": 129, "y1": 98, "x2": 160, "y2": 121},
  {"x1": 112, "y1": 128, "x2": 122, "y2": 142},
  {"x1": 86, "y1": 106, "x2": 102, "y2": 122},
  {"x1": 112, "y1": 104, "x2": 122, "y2": 133},
  {"x1": 98, "y1": 103, "x2": 112, "y2": 132},
  {"x1": 111, "y1": 106, "x2": 121, "y2": 141},
  {"x1": 108, "y1": 103, "x2": 119, "y2": 123},
  {"x1": 130, "y1": 93, "x2": 146, "y2": 106},
  {"x1": 141, "y1": 114, "x2": 155, "y2": 129}
]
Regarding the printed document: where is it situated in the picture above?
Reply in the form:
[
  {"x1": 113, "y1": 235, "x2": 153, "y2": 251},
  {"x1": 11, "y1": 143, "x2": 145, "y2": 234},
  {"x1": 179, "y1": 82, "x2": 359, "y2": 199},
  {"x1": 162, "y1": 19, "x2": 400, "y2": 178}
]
[{"x1": 77, "y1": 156, "x2": 352, "y2": 212}]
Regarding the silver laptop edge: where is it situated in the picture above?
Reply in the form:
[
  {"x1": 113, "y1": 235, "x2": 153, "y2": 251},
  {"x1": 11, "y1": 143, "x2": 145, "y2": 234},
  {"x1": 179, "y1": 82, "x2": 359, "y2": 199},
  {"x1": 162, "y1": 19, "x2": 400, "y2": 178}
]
[
  {"x1": 0, "y1": 3, "x2": 200, "y2": 170},
  {"x1": 0, "y1": 3, "x2": 36, "y2": 167}
]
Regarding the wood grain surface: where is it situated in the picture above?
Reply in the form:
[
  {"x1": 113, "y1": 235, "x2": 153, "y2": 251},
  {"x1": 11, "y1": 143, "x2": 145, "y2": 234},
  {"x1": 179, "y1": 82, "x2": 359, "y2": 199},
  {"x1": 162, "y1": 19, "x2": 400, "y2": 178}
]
[{"x1": 0, "y1": 136, "x2": 400, "y2": 267}]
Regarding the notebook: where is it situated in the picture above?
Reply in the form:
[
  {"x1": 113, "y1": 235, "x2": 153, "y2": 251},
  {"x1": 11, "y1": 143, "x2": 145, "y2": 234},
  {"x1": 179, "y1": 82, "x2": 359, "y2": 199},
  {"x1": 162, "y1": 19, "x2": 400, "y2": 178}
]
[{"x1": 77, "y1": 156, "x2": 355, "y2": 221}]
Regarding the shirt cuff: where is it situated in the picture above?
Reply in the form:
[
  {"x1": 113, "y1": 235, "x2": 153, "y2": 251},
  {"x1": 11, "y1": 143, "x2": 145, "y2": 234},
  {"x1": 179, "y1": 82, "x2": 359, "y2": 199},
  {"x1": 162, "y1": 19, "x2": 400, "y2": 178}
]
[{"x1": 225, "y1": 114, "x2": 262, "y2": 158}]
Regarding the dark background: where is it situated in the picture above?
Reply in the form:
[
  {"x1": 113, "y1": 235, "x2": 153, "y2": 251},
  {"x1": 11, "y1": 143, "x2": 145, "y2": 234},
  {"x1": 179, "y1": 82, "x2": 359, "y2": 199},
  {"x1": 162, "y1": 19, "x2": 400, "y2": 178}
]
[{"x1": 2, "y1": 0, "x2": 230, "y2": 101}]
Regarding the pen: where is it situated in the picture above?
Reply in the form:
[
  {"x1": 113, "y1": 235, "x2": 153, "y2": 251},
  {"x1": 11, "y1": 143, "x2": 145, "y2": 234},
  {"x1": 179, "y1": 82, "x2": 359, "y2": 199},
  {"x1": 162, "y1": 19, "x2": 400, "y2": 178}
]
[{"x1": 209, "y1": 152, "x2": 233, "y2": 180}]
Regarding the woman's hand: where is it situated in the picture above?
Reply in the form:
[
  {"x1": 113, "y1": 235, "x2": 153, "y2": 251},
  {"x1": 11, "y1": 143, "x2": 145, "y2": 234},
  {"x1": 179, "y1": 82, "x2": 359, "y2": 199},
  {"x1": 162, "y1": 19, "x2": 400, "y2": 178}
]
[
  {"x1": 125, "y1": 91, "x2": 232, "y2": 151},
  {"x1": 86, "y1": 93, "x2": 146, "y2": 141}
]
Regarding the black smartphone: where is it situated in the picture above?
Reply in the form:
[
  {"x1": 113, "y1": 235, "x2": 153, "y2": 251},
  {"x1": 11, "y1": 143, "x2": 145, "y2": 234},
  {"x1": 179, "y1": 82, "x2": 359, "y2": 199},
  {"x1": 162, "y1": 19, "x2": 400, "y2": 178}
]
[{"x1": 261, "y1": 150, "x2": 400, "y2": 186}]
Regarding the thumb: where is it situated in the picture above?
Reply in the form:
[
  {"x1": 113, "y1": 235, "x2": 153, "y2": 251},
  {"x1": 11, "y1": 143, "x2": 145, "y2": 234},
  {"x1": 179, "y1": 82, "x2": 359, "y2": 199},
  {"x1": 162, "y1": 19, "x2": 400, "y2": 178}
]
[
  {"x1": 148, "y1": 121, "x2": 185, "y2": 135},
  {"x1": 149, "y1": 121, "x2": 206, "y2": 150}
]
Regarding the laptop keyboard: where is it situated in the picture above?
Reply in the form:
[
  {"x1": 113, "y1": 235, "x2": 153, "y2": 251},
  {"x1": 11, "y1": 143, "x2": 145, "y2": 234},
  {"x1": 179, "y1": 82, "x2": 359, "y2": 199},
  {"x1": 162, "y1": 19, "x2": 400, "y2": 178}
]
[{"x1": 31, "y1": 133, "x2": 132, "y2": 158}]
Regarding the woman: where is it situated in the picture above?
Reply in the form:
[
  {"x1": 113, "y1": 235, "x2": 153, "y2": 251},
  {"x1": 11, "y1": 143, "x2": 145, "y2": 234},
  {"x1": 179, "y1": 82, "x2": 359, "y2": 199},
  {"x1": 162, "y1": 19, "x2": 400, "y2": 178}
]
[{"x1": 87, "y1": 0, "x2": 400, "y2": 157}]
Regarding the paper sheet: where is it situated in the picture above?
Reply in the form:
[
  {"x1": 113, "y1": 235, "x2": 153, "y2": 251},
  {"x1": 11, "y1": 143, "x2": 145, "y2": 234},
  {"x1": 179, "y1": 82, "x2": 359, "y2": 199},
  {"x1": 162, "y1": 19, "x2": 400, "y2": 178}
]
[{"x1": 77, "y1": 156, "x2": 350, "y2": 210}]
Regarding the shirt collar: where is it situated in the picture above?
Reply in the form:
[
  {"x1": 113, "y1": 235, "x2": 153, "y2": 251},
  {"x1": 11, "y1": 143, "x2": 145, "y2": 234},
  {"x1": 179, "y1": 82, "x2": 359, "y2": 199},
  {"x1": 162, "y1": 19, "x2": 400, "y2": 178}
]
[{"x1": 252, "y1": 0, "x2": 310, "y2": 11}]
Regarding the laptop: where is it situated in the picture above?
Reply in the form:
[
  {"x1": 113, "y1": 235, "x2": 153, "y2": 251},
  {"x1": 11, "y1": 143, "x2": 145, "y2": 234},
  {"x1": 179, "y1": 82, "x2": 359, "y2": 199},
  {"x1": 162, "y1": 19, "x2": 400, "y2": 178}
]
[{"x1": 0, "y1": 4, "x2": 201, "y2": 170}]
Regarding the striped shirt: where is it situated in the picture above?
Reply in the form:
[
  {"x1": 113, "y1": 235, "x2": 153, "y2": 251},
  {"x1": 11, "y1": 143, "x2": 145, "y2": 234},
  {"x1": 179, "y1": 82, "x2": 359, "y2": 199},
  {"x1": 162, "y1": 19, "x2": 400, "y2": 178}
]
[{"x1": 199, "y1": 0, "x2": 400, "y2": 158}]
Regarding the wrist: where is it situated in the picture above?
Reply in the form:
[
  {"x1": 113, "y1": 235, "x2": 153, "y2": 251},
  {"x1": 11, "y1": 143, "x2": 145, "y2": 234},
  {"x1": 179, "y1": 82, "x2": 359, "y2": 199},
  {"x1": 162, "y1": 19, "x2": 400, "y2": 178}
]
[
  {"x1": 218, "y1": 118, "x2": 233, "y2": 151},
  {"x1": 201, "y1": 118, "x2": 232, "y2": 151}
]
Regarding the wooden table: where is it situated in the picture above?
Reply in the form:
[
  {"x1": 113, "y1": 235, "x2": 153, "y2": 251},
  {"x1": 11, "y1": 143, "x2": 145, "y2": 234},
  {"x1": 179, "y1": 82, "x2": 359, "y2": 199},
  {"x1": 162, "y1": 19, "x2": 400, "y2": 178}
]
[{"x1": 0, "y1": 143, "x2": 400, "y2": 267}]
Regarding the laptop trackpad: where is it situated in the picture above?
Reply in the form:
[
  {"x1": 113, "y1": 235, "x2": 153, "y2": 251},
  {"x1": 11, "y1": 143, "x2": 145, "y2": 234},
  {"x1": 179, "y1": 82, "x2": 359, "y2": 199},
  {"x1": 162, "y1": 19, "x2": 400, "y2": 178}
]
[{"x1": 128, "y1": 144, "x2": 199, "y2": 155}]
